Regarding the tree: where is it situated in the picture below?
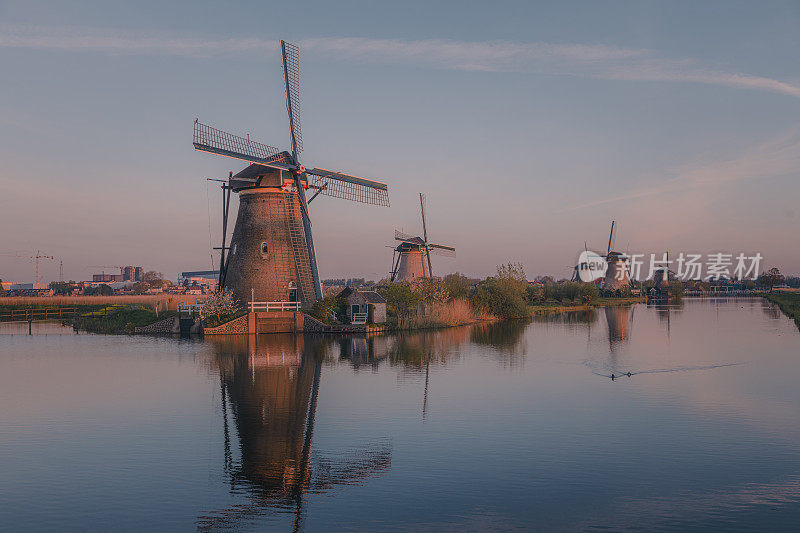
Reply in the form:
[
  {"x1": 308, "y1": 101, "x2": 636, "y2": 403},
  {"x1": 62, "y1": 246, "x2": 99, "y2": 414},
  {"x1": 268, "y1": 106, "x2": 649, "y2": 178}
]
[
  {"x1": 201, "y1": 288, "x2": 241, "y2": 321},
  {"x1": 497, "y1": 262, "x2": 527, "y2": 284},
  {"x1": 378, "y1": 282, "x2": 422, "y2": 325},
  {"x1": 132, "y1": 281, "x2": 151, "y2": 295},
  {"x1": 442, "y1": 273, "x2": 471, "y2": 301},
  {"x1": 412, "y1": 277, "x2": 450, "y2": 305},
  {"x1": 98, "y1": 284, "x2": 114, "y2": 296},
  {"x1": 579, "y1": 282, "x2": 599, "y2": 303},
  {"x1": 142, "y1": 271, "x2": 163, "y2": 282},
  {"x1": 759, "y1": 267, "x2": 784, "y2": 292},
  {"x1": 468, "y1": 264, "x2": 529, "y2": 319}
]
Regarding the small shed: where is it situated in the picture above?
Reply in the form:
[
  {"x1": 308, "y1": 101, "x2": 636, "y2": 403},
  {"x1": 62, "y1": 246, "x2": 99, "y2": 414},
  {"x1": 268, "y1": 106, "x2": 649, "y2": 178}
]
[{"x1": 338, "y1": 287, "x2": 387, "y2": 324}]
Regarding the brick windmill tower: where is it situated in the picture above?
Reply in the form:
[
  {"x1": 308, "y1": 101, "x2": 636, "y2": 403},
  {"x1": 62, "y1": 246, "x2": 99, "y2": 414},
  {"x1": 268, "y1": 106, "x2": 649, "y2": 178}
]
[
  {"x1": 390, "y1": 193, "x2": 455, "y2": 281},
  {"x1": 603, "y1": 221, "x2": 630, "y2": 291},
  {"x1": 193, "y1": 41, "x2": 390, "y2": 308}
]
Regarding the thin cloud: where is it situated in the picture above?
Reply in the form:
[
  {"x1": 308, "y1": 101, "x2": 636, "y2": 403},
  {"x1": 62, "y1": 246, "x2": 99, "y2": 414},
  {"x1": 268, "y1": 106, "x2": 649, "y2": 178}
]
[
  {"x1": 565, "y1": 125, "x2": 800, "y2": 211},
  {"x1": 2, "y1": 25, "x2": 799, "y2": 98}
]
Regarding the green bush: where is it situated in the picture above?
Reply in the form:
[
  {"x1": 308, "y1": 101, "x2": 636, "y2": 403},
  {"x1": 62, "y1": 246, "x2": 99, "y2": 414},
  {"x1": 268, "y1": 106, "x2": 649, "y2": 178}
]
[
  {"x1": 378, "y1": 282, "x2": 422, "y2": 325},
  {"x1": 309, "y1": 296, "x2": 344, "y2": 324},
  {"x1": 470, "y1": 277, "x2": 528, "y2": 318}
]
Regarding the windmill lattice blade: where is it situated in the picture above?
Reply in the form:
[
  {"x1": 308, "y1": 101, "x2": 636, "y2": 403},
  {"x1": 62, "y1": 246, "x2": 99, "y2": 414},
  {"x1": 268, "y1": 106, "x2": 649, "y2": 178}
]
[
  {"x1": 394, "y1": 229, "x2": 417, "y2": 242},
  {"x1": 306, "y1": 168, "x2": 389, "y2": 206},
  {"x1": 428, "y1": 244, "x2": 456, "y2": 257},
  {"x1": 281, "y1": 40, "x2": 302, "y2": 155},
  {"x1": 193, "y1": 120, "x2": 294, "y2": 169}
]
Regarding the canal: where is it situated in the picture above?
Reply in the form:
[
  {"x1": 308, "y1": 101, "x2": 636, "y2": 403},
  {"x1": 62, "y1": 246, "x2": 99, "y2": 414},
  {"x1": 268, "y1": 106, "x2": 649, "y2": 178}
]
[{"x1": 1, "y1": 298, "x2": 799, "y2": 531}]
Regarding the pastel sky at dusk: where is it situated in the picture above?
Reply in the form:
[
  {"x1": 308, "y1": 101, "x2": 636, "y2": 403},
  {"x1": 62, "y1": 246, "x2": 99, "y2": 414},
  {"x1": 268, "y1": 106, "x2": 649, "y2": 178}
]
[{"x1": 1, "y1": 0, "x2": 798, "y2": 283}]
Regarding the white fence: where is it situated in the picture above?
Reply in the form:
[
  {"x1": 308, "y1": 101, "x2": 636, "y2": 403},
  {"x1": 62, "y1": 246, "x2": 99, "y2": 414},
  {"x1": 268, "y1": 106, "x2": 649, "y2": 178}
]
[
  {"x1": 351, "y1": 312, "x2": 368, "y2": 325},
  {"x1": 249, "y1": 301, "x2": 301, "y2": 312}
]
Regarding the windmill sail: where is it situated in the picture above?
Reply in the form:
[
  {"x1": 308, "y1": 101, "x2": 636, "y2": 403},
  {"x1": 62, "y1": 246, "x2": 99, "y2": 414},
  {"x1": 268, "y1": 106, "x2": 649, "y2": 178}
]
[
  {"x1": 306, "y1": 168, "x2": 389, "y2": 207},
  {"x1": 281, "y1": 40, "x2": 303, "y2": 157},
  {"x1": 394, "y1": 229, "x2": 419, "y2": 242},
  {"x1": 193, "y1": 121, "x2": 294, "y2": 170},
  {"x1": 427, "y1": 243, "x2": 456, "y2": 257}
]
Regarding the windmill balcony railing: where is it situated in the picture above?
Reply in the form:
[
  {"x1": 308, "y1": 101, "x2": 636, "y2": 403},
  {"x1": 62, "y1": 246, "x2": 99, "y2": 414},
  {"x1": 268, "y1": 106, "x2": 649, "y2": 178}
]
[
  {"x1": 177, "y1": 303, "x2": 205, "y2": 315},
  {"x1": 249, "y1": 301, "x2": 301, "y2": 312}
]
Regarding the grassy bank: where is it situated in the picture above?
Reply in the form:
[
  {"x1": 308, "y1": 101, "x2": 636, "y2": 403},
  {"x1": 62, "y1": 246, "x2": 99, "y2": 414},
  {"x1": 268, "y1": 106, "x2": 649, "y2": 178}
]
[
  {"x1": 72, "y1": 305, "x2": 176, "y2": 334},
  {"x1": 527, "y1": 296, "x2": 644, "y2": 316},
  {"x1": 763, "y1": 292, "x2": 800, "y2": 331}
]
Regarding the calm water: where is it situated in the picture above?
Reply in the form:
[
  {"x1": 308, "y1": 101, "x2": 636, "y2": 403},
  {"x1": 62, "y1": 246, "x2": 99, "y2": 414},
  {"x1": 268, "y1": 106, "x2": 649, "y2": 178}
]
[{"x1": 2, "y1": 299, "x2": 800, "y2": 531}]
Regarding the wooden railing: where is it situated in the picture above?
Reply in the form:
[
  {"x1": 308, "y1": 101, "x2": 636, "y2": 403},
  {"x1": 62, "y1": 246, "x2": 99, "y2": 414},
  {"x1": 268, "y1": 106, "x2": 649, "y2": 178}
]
[
  {"x1": 351, "y1": 312, "x2": 368, "y2": 325},
  {"x1": 0, "y1": 307, "x2": 77, "y2": 322},
  {"x1": 249, "y1": 301, "x2": 301, "y2": 312}
]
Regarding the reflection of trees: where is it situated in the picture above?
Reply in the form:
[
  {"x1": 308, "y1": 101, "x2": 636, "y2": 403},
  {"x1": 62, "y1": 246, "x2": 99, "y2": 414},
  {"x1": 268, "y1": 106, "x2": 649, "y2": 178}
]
[
  {"x1": 386, "y1": 327, "x2": 470, "y2": 370},
  {"x1": 531, "y1": 309, "x2": 598, "y2": 326},
  {"x1": 761, "y1": 298, "x2": 783, "y2": 320},
  {"x1": 470, "y1": 319, "x2": 529, "y2": 354},
  {"x1": 199, "y1": 334, "x2": 391, "y2": 531}
]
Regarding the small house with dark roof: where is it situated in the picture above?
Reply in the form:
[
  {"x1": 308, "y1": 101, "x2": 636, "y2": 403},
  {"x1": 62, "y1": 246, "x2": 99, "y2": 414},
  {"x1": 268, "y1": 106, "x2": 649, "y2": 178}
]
[{"x1": 338, "y1": 287, "x2": 387, "y2": 324}]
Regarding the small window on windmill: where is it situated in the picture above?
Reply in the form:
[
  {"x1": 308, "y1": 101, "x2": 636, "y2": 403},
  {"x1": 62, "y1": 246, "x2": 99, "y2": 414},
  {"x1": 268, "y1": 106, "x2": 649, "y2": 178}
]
[
  {"x1": 232, "y1": 243, "x2": 237, "y2": 255},
  {"x1": 260, "y1": 242, "x2": 269, "y2": 257}
]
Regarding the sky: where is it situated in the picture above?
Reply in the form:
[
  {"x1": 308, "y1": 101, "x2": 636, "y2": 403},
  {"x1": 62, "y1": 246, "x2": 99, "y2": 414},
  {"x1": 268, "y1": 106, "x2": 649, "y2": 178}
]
[{"x1": 0, "y1": 0, "x2": 798, "y2": 283}]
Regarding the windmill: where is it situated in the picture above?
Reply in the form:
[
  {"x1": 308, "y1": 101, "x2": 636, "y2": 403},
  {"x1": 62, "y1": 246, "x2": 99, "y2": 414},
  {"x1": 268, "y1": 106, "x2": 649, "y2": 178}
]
[
  {"x1": 193, "y1": 40, "x2": 390, "y2": 308},
  {"x1": 390, "y1": 193, "x2": 455, "y2": 282},
  {"x1": 602, "y1": 221, "x2": 629, "y2": 291}
]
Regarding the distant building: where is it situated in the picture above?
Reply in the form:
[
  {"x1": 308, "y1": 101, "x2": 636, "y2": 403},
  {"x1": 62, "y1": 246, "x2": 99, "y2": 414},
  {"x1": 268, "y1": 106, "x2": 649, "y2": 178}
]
[
  {"x1": 10, "y1": 283, "x2": 52, "y2": 296},
  {"x1": 0, "y1": 281, "x2": 14, "y2": 291},
  {"x1": 179, "y1": 270, "x2": 219, "y2": 293},
  {"x1": 93, "y1": 273, "x2": 125, "y2": 283},
  {"x1": 120, "y1": 266, "x2": 144, "y2": 281}
]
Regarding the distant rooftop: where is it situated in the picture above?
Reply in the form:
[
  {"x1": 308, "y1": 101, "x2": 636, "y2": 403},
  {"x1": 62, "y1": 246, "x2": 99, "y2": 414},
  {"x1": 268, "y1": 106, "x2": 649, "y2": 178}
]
[{"x1": 181, "y1": 270, "x2": 219, "y2": 278}]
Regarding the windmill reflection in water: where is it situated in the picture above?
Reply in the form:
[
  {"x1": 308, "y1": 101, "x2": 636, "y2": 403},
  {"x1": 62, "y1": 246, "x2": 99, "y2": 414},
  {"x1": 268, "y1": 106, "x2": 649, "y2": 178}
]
[{"x1": 199, "y1": 335, "x2": 392, "y2": 531}]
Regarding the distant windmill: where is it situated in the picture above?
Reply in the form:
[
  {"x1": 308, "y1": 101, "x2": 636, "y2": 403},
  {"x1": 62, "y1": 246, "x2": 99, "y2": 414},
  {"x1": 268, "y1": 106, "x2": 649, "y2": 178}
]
[
  {"x1": 652, "y1": 251, "x2": 671, "y2": 287},
  {"x1": 193, "y1": 40, "x2": 390, "y2": 308},
  {"x1": 603, "y1": 221, "x2": 629, "y2": 291},
  {"x1": 390, "y1": 193, "x2": 455, "y2": 282}
]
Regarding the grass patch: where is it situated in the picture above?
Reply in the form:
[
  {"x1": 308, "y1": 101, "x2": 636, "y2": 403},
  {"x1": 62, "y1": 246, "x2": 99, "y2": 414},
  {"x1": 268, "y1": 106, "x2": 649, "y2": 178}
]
[{"x1": 72, "y1": 305, "x2": 176, "y2": 334}]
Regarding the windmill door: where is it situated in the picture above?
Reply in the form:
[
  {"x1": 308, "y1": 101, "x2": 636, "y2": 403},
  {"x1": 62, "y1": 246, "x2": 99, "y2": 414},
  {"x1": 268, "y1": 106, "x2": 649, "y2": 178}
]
[{"x1": 288, "y1": 282, "x2": 297, "y2": 302}]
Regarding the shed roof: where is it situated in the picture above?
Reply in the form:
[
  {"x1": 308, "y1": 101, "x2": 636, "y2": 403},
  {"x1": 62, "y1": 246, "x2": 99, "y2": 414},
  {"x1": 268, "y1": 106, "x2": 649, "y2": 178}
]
[
  {"x1": 338, "y1": 287, "x2": 386, "y2": 304},
  {"x1": 360, "y1": 290, "x2": 386, "y2": 304}
]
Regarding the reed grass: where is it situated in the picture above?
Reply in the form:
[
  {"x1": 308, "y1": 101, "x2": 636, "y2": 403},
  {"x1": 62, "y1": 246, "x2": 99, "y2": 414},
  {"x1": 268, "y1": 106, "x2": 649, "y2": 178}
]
[
  {"x1": 764, "y1": 291, "x2": 800, "y2": 331},
  {"x1": 400, "y1": 298, "x2": 480, "y2": 329}
]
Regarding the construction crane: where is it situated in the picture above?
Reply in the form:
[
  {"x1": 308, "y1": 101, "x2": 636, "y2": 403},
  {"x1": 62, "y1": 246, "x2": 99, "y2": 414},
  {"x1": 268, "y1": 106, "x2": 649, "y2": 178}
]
[
  {"x1": 0, "y1": 251, "x2": 55, "y2": 284},
  {"x1": 86, "y1": 265, "x2": 125, "y2": 280},
  {"x1": 87, "y1": 265, "x2": 123, "y2": 273}
]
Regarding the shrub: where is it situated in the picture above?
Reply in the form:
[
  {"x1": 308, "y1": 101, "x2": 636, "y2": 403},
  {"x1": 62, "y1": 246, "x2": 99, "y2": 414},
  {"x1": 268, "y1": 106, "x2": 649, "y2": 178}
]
[
  {"x1": 443, "y1": 273, "x2": 472, "y2": 301},
  {"x1": 379, "y1": 282, "x2": 423, "y2": 327},
  {"x1": 309, "y1": 296, "x2": 343, "y2": 324}
]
